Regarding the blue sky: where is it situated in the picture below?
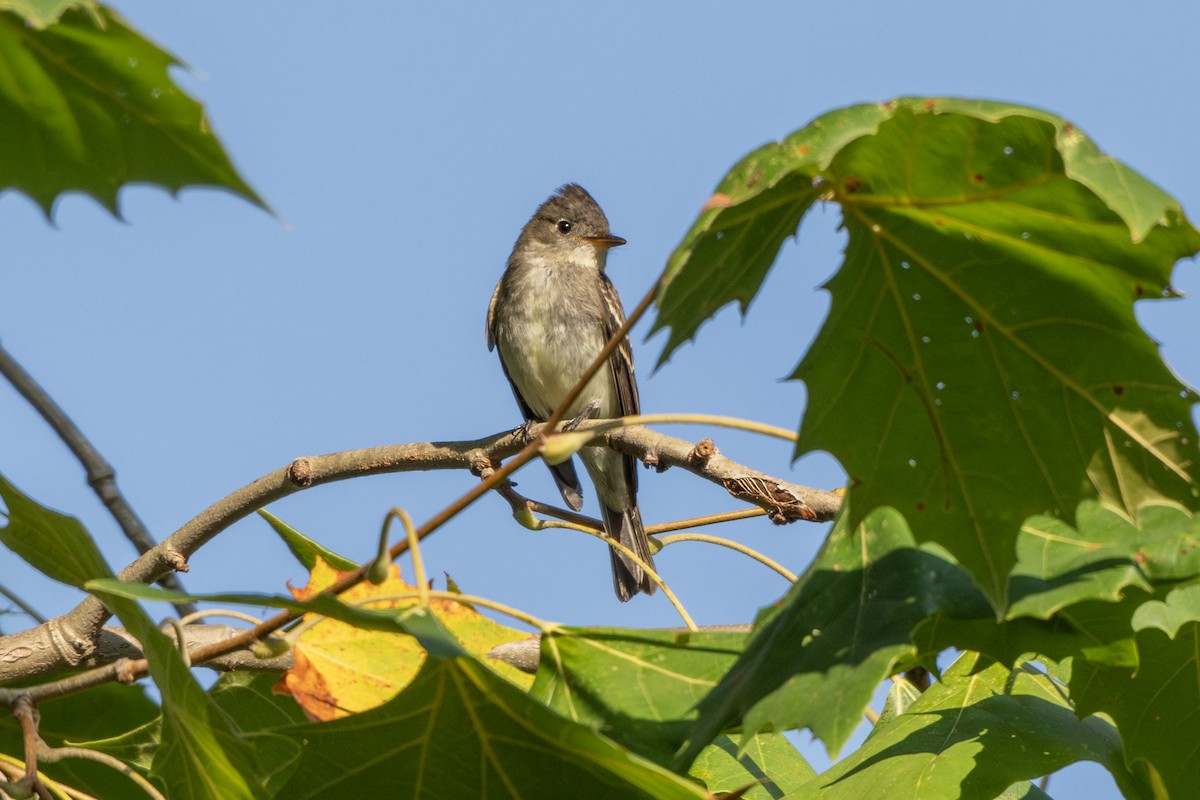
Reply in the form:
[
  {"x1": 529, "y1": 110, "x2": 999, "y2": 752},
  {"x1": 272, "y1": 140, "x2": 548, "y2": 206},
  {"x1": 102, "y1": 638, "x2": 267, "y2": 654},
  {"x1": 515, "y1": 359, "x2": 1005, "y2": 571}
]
[{"x1": 4, "y1": 2, "x2": 1199, "y2": 795}]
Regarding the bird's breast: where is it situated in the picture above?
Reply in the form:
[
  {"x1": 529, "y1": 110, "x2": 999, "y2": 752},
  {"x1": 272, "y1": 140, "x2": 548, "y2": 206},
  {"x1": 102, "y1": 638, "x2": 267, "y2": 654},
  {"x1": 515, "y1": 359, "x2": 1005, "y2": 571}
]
[{"x1": 495, "y1": 264, "x2": 614, "y2": 420}]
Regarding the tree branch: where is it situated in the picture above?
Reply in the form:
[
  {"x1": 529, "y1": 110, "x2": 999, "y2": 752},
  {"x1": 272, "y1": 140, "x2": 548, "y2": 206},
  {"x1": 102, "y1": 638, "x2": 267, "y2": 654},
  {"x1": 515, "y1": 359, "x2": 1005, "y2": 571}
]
[
  {"x1": 605, "y1": 425, "x2": 838, "y2": 523},
  {"x1": 0, "y1": 423, "x2": 840, "y2": 684},
  {"x1": 10, "y1": 694, "x2": 51, "y2": 800},
  {"x1": 0, "y1": 582, "x2": 46, "y2": 624},
  {"x1": 0, "y1": 624, "x2": 293, "y2": 706}
]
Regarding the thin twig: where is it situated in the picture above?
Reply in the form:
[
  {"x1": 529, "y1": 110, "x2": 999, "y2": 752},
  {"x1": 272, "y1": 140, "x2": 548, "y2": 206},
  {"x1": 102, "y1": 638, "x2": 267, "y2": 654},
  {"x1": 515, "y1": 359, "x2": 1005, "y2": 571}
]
[
  {"x1": 648, "y1": 508, "x2": 767, "y2": 533},
  {"x1": 12, "y1": 695, "x2": 52, "y2": 800},
  {"x1": 628, "y1": 413, "x2": 797, "y2": 442},
  {"x1": 550, "y1": 522, "x2": 697, "y2": 630},
  {"x1": 605, "y1": 424, "x2": 837, "y2": 523},
  {"x1": 177, "y1": 610, "x2": 264, "y2": 627},
  {"x1": 0, "y1": 581, "x2": 47, "y2": 624},
  {"x1": 657, "y1": 532, "x2": 797, "y2": 582},
  {"x1": 388, "y1": 509, "x2": 428, "y2": 606},
  {"x1": 552, "y1": 412, "x2": 797, "y2": 445},
  {"x1": 494, "y1": 481, "x2": 605, "y2": 531},
  {"x1": 0, "y1": 661, "x2": 129, "y2": 705},
  {"x1": 493, "y1": 484, "x2": 719, "y2": 628},
  {"x1": 161, "y1": 619, "x2": 191, "y2": 668},
  {"x1": 38, "y1": 744, "x2": 165, "y2": 800},
  {"x1": 0, "y1": 341, "x2": 195, "y2": 618},
  {"x1": 348, "y1": 590, "x2": 552, "y2": 633}
]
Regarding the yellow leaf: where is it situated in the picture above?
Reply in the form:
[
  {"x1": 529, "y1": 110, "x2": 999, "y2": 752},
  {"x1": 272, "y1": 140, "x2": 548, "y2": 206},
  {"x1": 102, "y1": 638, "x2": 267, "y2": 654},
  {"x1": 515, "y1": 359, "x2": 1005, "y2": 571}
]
[{"x1": 276, "y1": 558, "x2": 534, "y2": 720}]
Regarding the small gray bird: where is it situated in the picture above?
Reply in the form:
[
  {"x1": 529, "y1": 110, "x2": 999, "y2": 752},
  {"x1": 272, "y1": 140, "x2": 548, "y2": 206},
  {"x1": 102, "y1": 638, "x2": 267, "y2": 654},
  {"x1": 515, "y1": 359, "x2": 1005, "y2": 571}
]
[{"x1": 487, "y1": 184, "x2": 656, "y2": 601}]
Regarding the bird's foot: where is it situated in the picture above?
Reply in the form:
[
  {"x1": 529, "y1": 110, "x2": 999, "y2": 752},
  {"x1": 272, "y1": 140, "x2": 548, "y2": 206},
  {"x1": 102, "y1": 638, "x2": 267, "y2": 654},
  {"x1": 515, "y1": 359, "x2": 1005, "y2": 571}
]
[
  {"x1": 516, "y1": 419, "x2": 540, "y2": 443},
  {"x1": 563, "y1": 399, "x2": 601, "y2": 432}
]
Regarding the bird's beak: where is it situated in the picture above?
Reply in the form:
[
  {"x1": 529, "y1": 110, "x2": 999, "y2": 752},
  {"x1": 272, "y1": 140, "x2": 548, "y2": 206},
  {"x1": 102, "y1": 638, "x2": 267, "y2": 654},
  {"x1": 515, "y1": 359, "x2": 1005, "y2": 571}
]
[{"x1": 584, "y1": 234, "x2": 626, "y2": 250}]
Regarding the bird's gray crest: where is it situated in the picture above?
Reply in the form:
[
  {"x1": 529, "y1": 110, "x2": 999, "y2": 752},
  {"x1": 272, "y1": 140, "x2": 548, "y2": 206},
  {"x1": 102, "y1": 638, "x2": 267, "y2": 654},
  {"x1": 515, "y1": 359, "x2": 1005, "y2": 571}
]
[{"x1": 531, "y1": 183, "x2": 611, "y2": 235}]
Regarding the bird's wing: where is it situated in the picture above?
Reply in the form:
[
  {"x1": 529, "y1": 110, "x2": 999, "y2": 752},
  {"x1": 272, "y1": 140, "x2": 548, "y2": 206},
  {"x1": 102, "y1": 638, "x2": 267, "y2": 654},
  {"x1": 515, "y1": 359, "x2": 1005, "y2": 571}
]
[
  {"x1": 598, "y1": 272, "x2": 639, "y2": 496},
  {"x1": 485, "y1": 279, "x2": 501, "y2": 351}
]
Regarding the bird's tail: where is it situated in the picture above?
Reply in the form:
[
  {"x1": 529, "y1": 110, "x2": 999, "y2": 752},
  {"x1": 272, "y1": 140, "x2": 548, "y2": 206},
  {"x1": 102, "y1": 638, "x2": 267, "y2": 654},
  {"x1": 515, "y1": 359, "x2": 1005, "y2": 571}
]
[{"x1": 602, "y1": 503, "x2": 657, "y2": 602}]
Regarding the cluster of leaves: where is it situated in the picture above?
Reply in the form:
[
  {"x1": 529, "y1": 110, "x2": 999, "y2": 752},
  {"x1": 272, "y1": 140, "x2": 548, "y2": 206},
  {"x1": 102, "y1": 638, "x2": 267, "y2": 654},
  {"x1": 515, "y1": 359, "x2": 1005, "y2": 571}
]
[
  {"x1": 653, "y1": 97, "x2": 1200, "y2": 797},
  {"x1": 2, "y1": 4, "x2": 1199, "y2": 799}
]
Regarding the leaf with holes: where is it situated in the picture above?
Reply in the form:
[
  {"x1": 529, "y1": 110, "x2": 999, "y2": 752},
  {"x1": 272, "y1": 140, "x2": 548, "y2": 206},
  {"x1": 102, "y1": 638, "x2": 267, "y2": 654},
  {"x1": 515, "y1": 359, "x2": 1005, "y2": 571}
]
[{"x1": 654, "y1": 98, "x2": 1200, "y2": 606}]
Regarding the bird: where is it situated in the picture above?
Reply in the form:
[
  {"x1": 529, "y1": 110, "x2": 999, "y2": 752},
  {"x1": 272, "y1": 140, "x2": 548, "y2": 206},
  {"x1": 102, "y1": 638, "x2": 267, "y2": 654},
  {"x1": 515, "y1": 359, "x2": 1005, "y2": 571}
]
[{"x1": 487, "y1": 183, "x2": 656, "y2": 601}]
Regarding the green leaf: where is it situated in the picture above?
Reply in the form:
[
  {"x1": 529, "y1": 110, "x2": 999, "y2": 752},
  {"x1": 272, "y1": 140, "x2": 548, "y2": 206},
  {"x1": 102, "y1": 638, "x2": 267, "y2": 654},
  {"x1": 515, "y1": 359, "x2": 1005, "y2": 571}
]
[
  {"x1": 70, "y1": 717, "x2": 160, "y2": 773},
  {"x1": 688, "y1": 733, "x2": 816, "y2": 799},
  {"x1": 678, "y1": 505, "x2": 986, "y2": 767},
  {"x1": 85, "y1": 577, "x2": 467, "y2": 659},
  {"x1": 83, "y1": 596, "x2": 264, "y2": 799},
  {"x1": 654, "y1": 98, "x2": 1200, "y2": 606},
  {"x1": 0, "y1": 472, "x2": 114, "y2": 585},
  {"x1": 914, "y1": 503, "x2": 1200, "y2": 668},
  {"x1": 272, "y1": 655, "x2": 709, "y2": 799},
  {"x1": 1132, "y1": 582, "x2": 1200, "y2": 636},
  {"x1": 923, "y1": 98, "x2": 1186, "y2": 242},
  {"x1": 0, "y1": 476, "x2": 262, "y2": 798},
  {"x1": 869, "y1": 675, "x2": 923, "y2": 734},
  {"x1": 532, "y1": 627, "x2": 747, "y2": 765},
  {"x1": 915, "y1": 595, "x2": 1145, "y2": 674},
  {"x1": 83, "y1": 672, "x2": 313, "y2": 790},
  {"x1": 0, "y1": 0, "x2": 94, "y2": 28},
  {"x1": 209, "y1": 672, "x2": 309, "y2": 786},
  {"x1": 995, "y1": 783, "x2": 1052, "y2": 800},
  {"x1": 651, "y1": 169, "x2": 817, "y2": 363},
  {"x1": 0, "y1": 6, "x2": 266, "y2": 217},
  {"x1": 530, "y1": 628, "x2": 816, "y2": 796},
  {"x1": 651, "y1": 102, "x2": 892, "y2": 362},
  {"x1": 676, "y1": 496, "x2": 1200, "y2": 771},
  {"x1": 0, "y1": 683, "x2": 160, "y2": 798},
  {"x1": 1008, "y1": 503, "x2": 1155, "y2": 620},
  {"x1": 1072, "y1": 616, "x2": 1200, "y2": 799},
  {"x1": 210, "y1": 671, "x2": 310, "y2": 733},
  {"x1": 798, "y1": 653, "x2": 1152, "y2": 800},
  {"x1": 257, "y1": 510, "x2": 358, "y2": 572}
]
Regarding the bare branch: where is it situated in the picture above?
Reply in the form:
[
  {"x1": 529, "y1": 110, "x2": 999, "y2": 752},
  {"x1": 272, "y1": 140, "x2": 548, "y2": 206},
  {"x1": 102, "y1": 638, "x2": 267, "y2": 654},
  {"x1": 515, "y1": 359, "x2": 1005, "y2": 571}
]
[
  {"x1": 0, "y1": 582, "x2": 46, "y2": 624},
  {"x1": 90, "y1": 624, "x2": 294, "y2": 673},
  {"x1": 605, "y1": 425, "x2": 840, "y2": 523},
  {"x1": 0, "y1": 624, "x2": 293, "y2": 706},
  {"x1": 0, "y1": 423, "x2": 839, "y2": 685}
]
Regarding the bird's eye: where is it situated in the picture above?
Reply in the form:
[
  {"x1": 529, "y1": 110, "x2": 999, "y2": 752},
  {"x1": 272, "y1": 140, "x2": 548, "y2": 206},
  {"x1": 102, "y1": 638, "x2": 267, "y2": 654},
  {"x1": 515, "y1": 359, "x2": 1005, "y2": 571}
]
[{"x1": 556, "y1": 220, "x2": 572, "y2": 234}]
